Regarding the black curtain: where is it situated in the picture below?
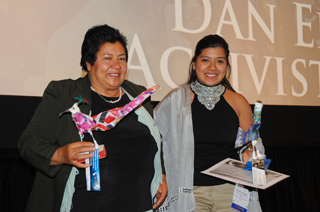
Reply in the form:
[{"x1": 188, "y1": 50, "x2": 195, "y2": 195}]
[
  {"x1": 0, "y1": 148, "x2": 35, "y2": 212},
  {"x1": 259, "y1": 142, "x2": 320, "y2": 212}
]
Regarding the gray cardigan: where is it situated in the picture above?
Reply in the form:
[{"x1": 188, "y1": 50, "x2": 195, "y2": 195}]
[{"x1": 154, "y1": 85, "x2": 196, "y2": 212}]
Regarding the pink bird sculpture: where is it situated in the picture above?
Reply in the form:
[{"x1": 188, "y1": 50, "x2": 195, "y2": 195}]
[{"x1": 60, "y1": 85, "x2": 160, "y2": 148}]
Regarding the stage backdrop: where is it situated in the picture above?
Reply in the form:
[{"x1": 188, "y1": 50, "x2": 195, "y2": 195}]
[{"x1": 0, "y1": 0, "x2": 319, "y2": 105}]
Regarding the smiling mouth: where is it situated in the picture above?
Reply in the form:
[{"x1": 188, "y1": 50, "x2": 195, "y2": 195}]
[
  {"x1": 109, "y1": 73, "x2": 120, "y2": 77},
  {"x1": 206, "y1": 73, "x2": 217, "y2": 78}
]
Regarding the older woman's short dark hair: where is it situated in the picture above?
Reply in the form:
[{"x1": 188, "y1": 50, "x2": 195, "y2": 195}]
[{"x1": 80, "y1": 24, "x2": 128, "y2": 72}]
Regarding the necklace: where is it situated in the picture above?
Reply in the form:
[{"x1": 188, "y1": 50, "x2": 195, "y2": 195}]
[
  {"x1": 91, "y1": 86, "x2": 122, "y2": 104},
  {"x1": 190, "y1": 80, "x2": 225, "y2": 110}
]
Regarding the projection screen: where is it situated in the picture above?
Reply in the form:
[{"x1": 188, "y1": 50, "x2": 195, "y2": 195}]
[{"x1": 0, "y1": 0, "x2": 319, "y2": 106}]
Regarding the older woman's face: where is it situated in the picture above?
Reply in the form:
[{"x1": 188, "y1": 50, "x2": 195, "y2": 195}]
[
  {"x1": 87, "y1": 41, "x2": 127, "y2": 93},
  {"x1": 193, "y1": 47, "x2": 228, "y2": 87}
]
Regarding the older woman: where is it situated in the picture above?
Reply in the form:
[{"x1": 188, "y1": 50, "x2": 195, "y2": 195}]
[
  {"x1": 154, "y1": 35, "x2": 255, "y2": 212},
  {"x1": 19, "y1": 24, "x2": 166, "y2": 212}
]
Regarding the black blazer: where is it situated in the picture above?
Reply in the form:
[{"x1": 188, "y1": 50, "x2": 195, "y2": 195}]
[{"x1": 18, "y1": 74, "x2": 153, "y2": 212}]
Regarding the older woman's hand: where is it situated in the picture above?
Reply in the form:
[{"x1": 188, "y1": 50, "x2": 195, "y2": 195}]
[
  {"x1": 50, "y1": 141, "x2": 96, "y2": 168},
  {"x1": 153, "y1": 174, "x2": 168, "y2": 209}
]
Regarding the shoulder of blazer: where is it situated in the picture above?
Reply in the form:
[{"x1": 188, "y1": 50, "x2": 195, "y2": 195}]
[{"x1": 49, "y1": 75, "x2": 92, "y2": 114}]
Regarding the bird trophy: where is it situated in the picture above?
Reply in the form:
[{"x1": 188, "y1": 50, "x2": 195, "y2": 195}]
[{"x1": 60, "y1": 85, "x2": 160, "y2": 191}]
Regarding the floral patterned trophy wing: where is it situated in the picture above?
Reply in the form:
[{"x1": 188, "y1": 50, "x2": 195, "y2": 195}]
[{"x1": 92, "y1": 84, "x2": 160, "y2": 131}]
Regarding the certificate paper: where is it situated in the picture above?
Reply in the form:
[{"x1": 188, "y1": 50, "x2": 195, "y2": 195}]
[{"x1": 201, "y1": 158, "x2": 289, "y2": 189}]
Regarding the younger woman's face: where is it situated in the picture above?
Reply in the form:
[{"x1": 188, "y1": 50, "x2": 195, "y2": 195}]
[{"x1": 193, "y1": 46, "x2": 228, "y2": 87}]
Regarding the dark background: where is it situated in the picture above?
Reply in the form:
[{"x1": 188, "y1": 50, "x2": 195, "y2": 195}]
[{"x1": 1, "y1": 95, "x2": 319, "y2": 212}]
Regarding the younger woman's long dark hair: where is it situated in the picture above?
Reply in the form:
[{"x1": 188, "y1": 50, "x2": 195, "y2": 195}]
[{"x1": 186, "y1": 34, "x2": 235, "y2": 92}]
